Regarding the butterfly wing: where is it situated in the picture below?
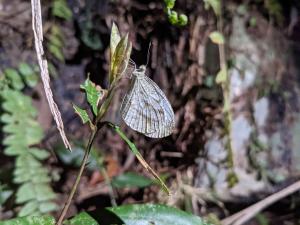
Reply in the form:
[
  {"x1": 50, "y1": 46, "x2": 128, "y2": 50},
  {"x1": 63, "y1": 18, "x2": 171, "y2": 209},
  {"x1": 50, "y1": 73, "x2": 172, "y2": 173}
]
[
  {"x1": 120, "y1": 75, "x2": 175, "y2": 138},
  {"x1": 142, "y1": 76, "x2": 175, "y2": 138}
]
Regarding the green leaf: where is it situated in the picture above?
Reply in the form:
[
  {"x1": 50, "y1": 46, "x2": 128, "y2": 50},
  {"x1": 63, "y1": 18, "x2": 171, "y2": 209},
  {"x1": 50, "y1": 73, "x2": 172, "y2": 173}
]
[
  {"x1": 31, "y1": 173, "x2": 51, "y2": 183},
  {"x1": 112, "y1": 172, "x2": 153, "y2": 188},
  {"x1": 3, "y1": 123, "x2": 20, "y2": 133},
  {"x1": 0, "y1": 215, "x2": 55, "y2": 225},
  {"x1": 48, "y1": 62, "x2": 58, "y2": 78},
  {"x1": 0, "y1": 185, "x2": 13, "y2": 206},
  {"x1": 255, "y1": 213, "x2": 269, "y2": 225},
  {"x1": 50, "y1": 25, "x2": 63, "y2": 39},
  {"x1": 1, "y1": 114, "x2": 15, "y2": 123},
  {"x1": 39, "y1": 202, "x2": 58, "y2": 214},
  {"x1": 48, "y1": 44, "x2": 64, "y2": 62},
  {"x1": 164, "y1": 0, "x2": 175, "y2": 9},
  {"x1": 29, "y1": 148, "x2": 50, "y2": 160},
  {"x1": 1, "y1": 89, "x2": 36, "y2": 117},
  {"x1": 108, "y1": 123, "x2": 170, "y2": 195},
  {"x1": 106, "y1": 204, "x2": 209, "y2": 225},
  {"x1": 4, "y1": 144, "x2": 25, "y2": 156},
  {"x1": 209, "y1": 31, "x2": 225, "y2": 45},
  {"x1": 110, "y1": 23, "x2": 121, "y2": 65},
  {"x1": 0, "y1": 190, "x2": 13, "y2": 206},
  {"x1": 73, "y1": 104, "x2": 91, "y2": 124},
  {"x1": 110, "y1": 34, "x2": 132, "y2": 84},
  {"x1": 203, "y1": 0, "x2": 220, "y2": 16},
  {"x1": 80, "y1": 25, "x2": 103, "y2": 50},
  {"x1": 215, "y1": 68, "x2": 227, "y2": 84},
  {"x1": 18, "y1": 201, "x2": 39, "y2": 217},
  {"x1": 55, "y1": 144, "x2": 98, "y2": 170},
  {"x1": 4, "y1": 68, "x2": 24, "y2": 90},
  {"x1": 3, "y1": 122, "x2": 43, "y2": 146},
  {"x1": 80, "y1": 79, "x2": 104, "y2": 116},
  {"x1": 16, "y1": 154, "x2": 41, "y2": 170},
  {"x1": 16, "y1": 183, "x2": 36, "y2": 203},
  {"x1": 1, "y1": 87, "x2": 56, "y2": 217},
  {"x1": 14, "y1": 166, "x2": 51, "y2": 184},
  {"x1": 204, "y1": 75, "x2": 214, "y2": 88},
  {"x1": 68, "y1": 212, "x2": 98, "y2": 225},
  {"x1": 178, "y1": 14, "x2": 188, "y2": 26},
  {"x1": 250, "y1": 17, "x2": 257, "y2": 27},
  {"x1": 52, "y1": 0, "x2": 72, "y2": 21},
  {"x1": 35, "y1": 184, "x2": 56, "y2": 202},
  {"x1": 48, "y1": 34, "x2": 63, "y2": 47},
  {"x1": 18, "y1": 63, "x2": 39, "y2": 87},
  {"x1": 168, "y1": 10, "x2": 178, "y2": 25}
]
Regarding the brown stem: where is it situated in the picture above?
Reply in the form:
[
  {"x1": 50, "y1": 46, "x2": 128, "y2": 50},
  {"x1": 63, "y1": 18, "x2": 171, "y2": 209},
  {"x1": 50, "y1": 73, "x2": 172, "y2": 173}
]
[
  {"x1": 222, "y1": 180, "x2": 300, "y2": 225},
  {"x1": 56, "y1": 127, "x2": 98, "y2": 225}
]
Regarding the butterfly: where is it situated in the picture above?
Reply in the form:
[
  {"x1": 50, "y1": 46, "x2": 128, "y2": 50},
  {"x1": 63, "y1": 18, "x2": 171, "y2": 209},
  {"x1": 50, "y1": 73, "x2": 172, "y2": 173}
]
[{"x1": 120, "y1": 61, "x2": 175, "y2": 138}]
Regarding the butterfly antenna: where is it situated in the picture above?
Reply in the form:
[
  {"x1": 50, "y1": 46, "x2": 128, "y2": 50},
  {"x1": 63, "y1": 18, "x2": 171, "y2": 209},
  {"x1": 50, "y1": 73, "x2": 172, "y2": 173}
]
[
  {"x1": 129, "y1": 58, "x2": 136, "y2": 70},
  {"x1": 145, "y1": 42, "x2": 151, "y2": 67}
]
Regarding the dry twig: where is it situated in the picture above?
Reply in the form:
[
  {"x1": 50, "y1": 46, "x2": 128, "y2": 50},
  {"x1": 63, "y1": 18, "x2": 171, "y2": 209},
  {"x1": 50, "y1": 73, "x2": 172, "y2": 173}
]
[
  {"x1": 31, "y1": 0, "x2": 71, "y2": 150},
  {"x1": 222, "y1": 180, "x2": 300, "y2": 225}
]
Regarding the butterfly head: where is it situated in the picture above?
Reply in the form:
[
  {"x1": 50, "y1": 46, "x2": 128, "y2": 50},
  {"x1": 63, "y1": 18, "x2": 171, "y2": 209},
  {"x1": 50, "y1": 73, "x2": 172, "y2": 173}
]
[
  {"x1": 133, "y1": 65, "x2": 146, "y2": 78},
  {"x1": 138, "y1": 65, "x2": 146, "y2": 72}
]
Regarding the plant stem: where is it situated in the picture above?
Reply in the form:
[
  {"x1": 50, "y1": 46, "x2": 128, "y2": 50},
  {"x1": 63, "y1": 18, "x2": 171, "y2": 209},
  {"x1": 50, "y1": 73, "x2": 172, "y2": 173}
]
[
  {"x1": 100, "y1": 166, "x2": 117, "y2": 206},
  {"x1": 56, "y1": 127, "x2": 98, "y2": 225},
  {"x1": 217, "y1": 0, "x2": 237, "y2": 185}
]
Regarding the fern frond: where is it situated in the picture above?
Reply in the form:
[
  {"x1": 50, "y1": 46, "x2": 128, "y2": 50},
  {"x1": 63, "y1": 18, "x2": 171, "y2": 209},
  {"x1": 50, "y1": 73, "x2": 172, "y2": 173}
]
[{"x1": 1, "y1": 76, "x2": 57, "y2": 216}]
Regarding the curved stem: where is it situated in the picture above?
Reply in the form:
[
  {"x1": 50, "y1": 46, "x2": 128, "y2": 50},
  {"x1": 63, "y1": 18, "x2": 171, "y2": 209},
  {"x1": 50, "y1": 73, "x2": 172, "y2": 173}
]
[{"x1": 56, "y1": 127, "x2": 98, "y2": 225}]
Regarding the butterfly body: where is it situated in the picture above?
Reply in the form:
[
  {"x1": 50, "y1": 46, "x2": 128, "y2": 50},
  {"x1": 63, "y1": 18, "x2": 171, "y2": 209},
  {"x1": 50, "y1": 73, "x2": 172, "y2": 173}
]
[{"x1": 120, "y1": 65, "x2": 175, "y2": 138}]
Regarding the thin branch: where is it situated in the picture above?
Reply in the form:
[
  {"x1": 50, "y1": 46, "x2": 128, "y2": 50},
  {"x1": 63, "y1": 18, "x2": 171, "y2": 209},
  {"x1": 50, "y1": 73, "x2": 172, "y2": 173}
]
[
  {"x1": 31, "y1": 0, "x2": 71, "y2": 150},
  {"x1": 222, "y1": 180, "x2": 300, "y2": 225},
  {"x1": 56, "y1": 127, "x2": 98, "y2": 225}
]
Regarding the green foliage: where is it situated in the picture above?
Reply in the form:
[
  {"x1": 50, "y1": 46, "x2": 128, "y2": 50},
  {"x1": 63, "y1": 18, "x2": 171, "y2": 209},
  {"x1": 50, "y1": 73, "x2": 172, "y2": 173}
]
[
  {"x1": 80, "y1": 79, "x2": 105, "y2": 116},
  {"x1": 67, "y1": 212, "x2": 98, "y2": 225},
  {"x1": 80, "y1": 24, "x2": 102, "y2": 50},
  {"x1": 249, "y1": 17, "x2": 257, "y2": 27},
  {"x1": 255, "y1": 213, "x2": 270, "y2": 225},
  {"x1": 71, "y1": 24, "x2": 168, "y2": 196},
  {"x1": 203, "y1": 0, "x2": 220, "y2": 16},
  {"x1": 47, "y1": 62, "x2": 59, "y2": 78},
  {"x1": 47, "y1": 25, "x2": 65, "y2": 62},
  {"x1": 107, "y1": 204, "x2": 209, "y2": 225},
  {"x1": 163, "y1": 0, "x2": 188, "y2": 26},
  {"x1": 265, "y1": 0, "x2": 283, "y2": 22},
  {"x1": 108, "y1": 123, "x2": 170, "y2": 195},
  {"x1": 0, "y1": 184, "x2": 13, "y2": 206},
  {"x1": 73, "y1": 104, "x2": 91, "y2": 125},
  {"x1": 4, "y1": 68, "x2": 24, "y2": 90},
  {"x1": 205, "y1": 213, "x2": 222, "y2": 225},
  {"x1": 0, "y1": 204, "x2": 209, "y2": 225},
  {"x1": 47, "y1": 2, "x2": 72, "y2": 73},
  {"x1": 55, "y1": 144, "x2": 98, "y2": 170},
  {"x1": 110, "y1": 23, "x2": 121, "y2": 63},
  {"x1": 0, "y1": 215, "x2": 55, "y2": 225},
  {"x1": 204, "y1": 75, "x2": 215, "y2": 88},
  {"x1": 215, "y1": 67, "x2": 227, "y2": 84},
  {"x1": 111, "y1": 172, "x2": 153, "y2": 188},
  {"x1": 209, "y1": 31, "x2": 225, "y2": 45},
  {"x1": 52, "y1": 0, "x2": 72, "y2": 21},
  {"x1": 18, "y1": 63, "x2": 39, "y2": 88},
  {"x1": 109, "y1": 23, "x2": 132, "y2": 86},
  {"x1": 1, "y1": 69, "x2": 57, "y2": 216}
]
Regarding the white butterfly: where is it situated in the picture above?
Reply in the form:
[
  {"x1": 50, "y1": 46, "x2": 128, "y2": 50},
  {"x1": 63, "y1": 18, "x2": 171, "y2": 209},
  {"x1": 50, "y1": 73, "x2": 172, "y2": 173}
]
[{"x1": 120, "y1": 62, "x2": 175, "y2": 138}]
